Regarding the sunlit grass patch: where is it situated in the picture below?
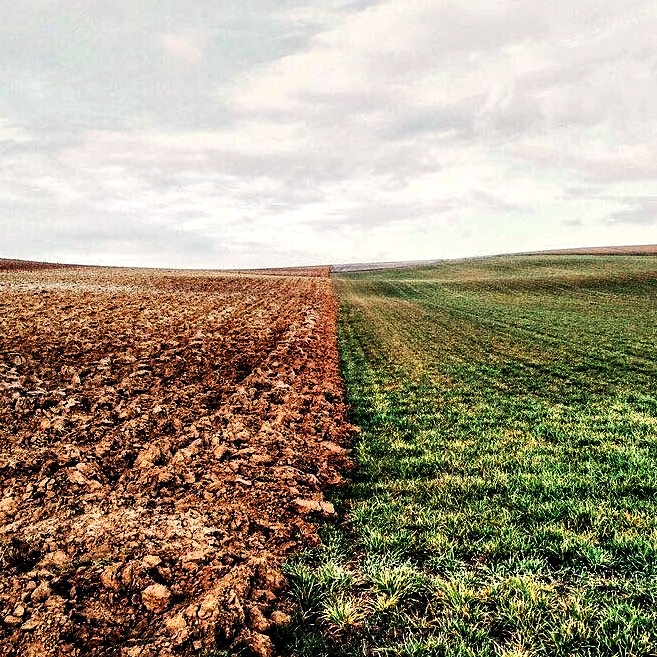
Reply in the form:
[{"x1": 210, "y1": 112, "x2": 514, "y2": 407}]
[{"x1": 321, "y1": 595, "x2": 367, "y2": 631}]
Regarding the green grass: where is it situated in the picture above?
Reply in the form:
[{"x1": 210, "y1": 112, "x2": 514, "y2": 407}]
[{"x1": 278, "y1": 255, "x2": 657, "y2": 657}]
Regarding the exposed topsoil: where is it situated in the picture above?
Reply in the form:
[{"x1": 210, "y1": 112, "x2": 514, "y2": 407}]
[{"x1": 0, "y1": 266, "x2": 355, "y2": 657}]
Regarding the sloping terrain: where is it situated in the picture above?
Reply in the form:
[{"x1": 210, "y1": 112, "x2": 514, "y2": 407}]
[
  {"x1": 234, "y1": 267, "x2": 331, "y2": 278},
  {"x1": 0, "y1": 266, "x2": 354, "y2": 657},
  {"x1": 0, "y1": 259, "x2": 77, "y2": 271},
  {"x1": 529, "y1": 244, "x2": 657, "y2": 255},
  {"x1": 332, "y1": 244, "x2": 657, "y2": 273},
  {"x1": 281, "y1": 255, "x2": 657, "y2": 656}
]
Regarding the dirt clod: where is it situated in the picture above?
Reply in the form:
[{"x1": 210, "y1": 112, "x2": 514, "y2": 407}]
[
  {"x1": 30, "y1": 583, "x2": 51, "y2": 604},
  {"x1": 142, "y1": 584, "x2": 172, "y2": 613},
  {"x1": 292, "y1": 498, "x2": 336, "y2": 516}
]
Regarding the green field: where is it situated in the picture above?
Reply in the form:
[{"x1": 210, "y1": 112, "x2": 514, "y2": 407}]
[{"x1": 280, "y1": 256, "x2": 657, "y2": 657}]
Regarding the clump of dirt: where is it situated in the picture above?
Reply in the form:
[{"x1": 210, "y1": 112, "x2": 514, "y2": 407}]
[{"x1": 0, "y1": 267, "x2": 355, "y2": 657}]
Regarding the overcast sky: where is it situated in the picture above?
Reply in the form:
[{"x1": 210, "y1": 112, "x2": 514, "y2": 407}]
[{"x1": 1, "y1": 0, "x2": 656, "y2": 268}]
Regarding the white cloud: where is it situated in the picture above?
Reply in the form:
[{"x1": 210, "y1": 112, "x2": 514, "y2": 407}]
[{"x1": 160, "y1": 33, "x2": 205, "y2": 66}]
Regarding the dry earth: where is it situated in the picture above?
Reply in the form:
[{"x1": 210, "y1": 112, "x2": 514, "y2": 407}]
[{"x1": 0, "y1": 263, "x2": 355, "y2": 657}]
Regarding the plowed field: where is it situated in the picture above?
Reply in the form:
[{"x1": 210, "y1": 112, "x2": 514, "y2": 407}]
[{"x1": 0, "y1": 265, "x2": 354, "y2": 657}]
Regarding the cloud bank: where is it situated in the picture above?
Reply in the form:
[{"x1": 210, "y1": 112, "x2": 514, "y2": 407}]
[{"x1": 1, "y1": 0, "x2": 656, "y2": 267}]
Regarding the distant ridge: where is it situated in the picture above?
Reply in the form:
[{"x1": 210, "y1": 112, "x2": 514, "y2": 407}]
[
  {"x1": 524, "y1": 244, "x2": 657, "y2": 256},
  {"x1": 332, "y1": 245, "x2": 657, "y2": 273},
  {"x1": 0, "y1": 258, "x2": 78, "y2": 271},
  {"x1": 331, "y1": 259, "x2": 447, "y2": 273}
]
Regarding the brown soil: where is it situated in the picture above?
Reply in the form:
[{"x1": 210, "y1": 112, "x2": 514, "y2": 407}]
[{"x1": 0, "y1": 266, "x2": 355, "y2": 657}]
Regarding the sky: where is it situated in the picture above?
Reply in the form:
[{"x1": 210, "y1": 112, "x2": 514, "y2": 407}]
[{"x1": 1, "y1": 0, "x2": 656, "y2": 268}]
